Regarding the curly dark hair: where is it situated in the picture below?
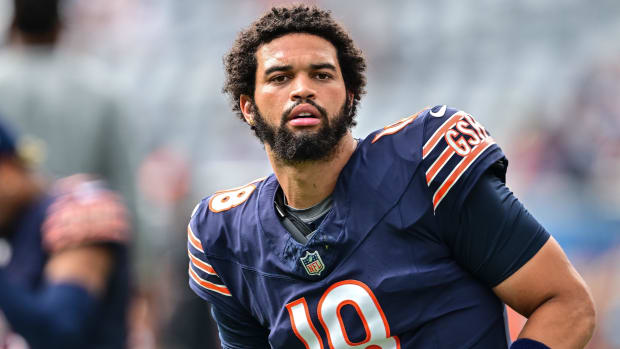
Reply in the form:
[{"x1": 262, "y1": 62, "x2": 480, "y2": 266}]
[{"x1": 223, "y1": 4, "x2": 367, "y2": 123}]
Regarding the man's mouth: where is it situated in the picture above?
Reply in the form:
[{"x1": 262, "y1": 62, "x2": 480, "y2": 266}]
[{"x1": 287, "y1": 104, "x2": 322, "y2": 127}]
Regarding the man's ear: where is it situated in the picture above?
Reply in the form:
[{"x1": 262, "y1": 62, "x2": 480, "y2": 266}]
[
  {"x1": 240, "y1": 95, "x2": 254, "y2": 126},
  {"x1": 347, "y1": 91, "x2": 355, "y2": 109}
]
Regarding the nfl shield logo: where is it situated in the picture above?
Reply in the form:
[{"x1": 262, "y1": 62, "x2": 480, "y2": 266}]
[{"x1": 300, "y1": 250, "x2": 325, "y2": 276}]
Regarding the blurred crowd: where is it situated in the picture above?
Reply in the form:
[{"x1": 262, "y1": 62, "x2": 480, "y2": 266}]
[{"x1": 0, "y1": 0, "x2": 618, "y2": 348}]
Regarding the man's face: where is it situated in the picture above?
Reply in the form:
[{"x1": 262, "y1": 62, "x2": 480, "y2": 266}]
[{"x1": 241, "y1": 33, "x2": 353, "y2": 163}]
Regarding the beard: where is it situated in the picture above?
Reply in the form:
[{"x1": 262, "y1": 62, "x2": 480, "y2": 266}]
[{"x1": 250, "y1": 96, "x2": 355, "y2": 164}]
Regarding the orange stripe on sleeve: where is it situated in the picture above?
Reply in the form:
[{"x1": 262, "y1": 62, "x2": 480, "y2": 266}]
[
  {"x1": 422, "y1": 111, "x2": 465, "y2": 159},
  {"x1": 425, "y1": 146, "x2": 456, "y2": 185},
  {"x1": 432, "y1": 137, "x2": 496, "y2": 209},
  {"x1": 188, "y1": 248, "x2": 217, "y2": 275},
  {"x1": 187, "y1": 225, "x2": 203, "y2": 252},
  {"x1": 188, "y1": 264, "x2": 231, "y2": 296}
]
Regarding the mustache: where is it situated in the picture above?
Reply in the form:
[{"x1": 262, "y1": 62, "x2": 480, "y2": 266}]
[{"x1": 281, "y1": 99, "x2": 328, "y2": 125}]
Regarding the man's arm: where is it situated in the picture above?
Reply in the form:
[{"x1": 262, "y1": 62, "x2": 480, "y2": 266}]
[
  {"x1": 210, "y1": 303, "x2": 271, "y2": 349},
  {"x1": 494, "y1": 237, "x2": 596, "y2": 348},
  {"x1": 442, "y1": 171, "x2": 595, "y2": 348},
  {"x1": 45, "y1": 244, "x2": 114, "y2": 295},
  {"x1": 0, "y1": 244, "x2": 114, "y2": 349}
]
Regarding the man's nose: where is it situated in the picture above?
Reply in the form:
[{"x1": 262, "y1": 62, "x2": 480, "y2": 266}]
[{"x1": 290, "y1": 75, "x2": 316, "y2": 101}]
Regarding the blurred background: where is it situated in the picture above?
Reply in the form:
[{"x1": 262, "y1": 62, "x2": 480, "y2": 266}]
[{"x1": 0, "y1": 0, "x2": 618, "y2": 348}]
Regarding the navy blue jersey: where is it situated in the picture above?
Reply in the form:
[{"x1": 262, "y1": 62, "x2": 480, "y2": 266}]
[
  {"x1": 3, "y1": 196, "x2": 52, "y2": 289},
  {"x1": 188, "y1": 106, "x2": 548, "y2": 348}
]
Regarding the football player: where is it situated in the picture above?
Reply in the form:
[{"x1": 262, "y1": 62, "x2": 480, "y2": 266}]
[
  {"x1": 0, "y1": 118, "x2": 131, "y2": 349},
  {"x1": 188, "y1": 5, "x2": 595, "y2": 348}
]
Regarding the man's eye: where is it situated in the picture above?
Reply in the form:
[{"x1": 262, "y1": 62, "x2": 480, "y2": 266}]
[
  {"x1": 270, "y1": 75, "x2": 289, "y2": 83},
  {"x1": 316, "y1": 73, "x2": 331, "y2": 80}
]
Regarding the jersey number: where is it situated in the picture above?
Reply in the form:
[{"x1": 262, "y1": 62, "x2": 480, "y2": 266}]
[
  {"x1": 286, "y1": 280, "x2": 400, "y2": 349},
  {"x1": 208, "y1": 183, "x2": 257, "y2": 213}
]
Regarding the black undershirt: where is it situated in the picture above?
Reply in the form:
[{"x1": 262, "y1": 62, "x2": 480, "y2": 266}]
[{"x1": 274, "y1": 187, "x2": 332, "y2": 243}]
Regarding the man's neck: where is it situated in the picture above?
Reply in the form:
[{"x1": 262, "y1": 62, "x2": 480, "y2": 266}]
[{"x1": 267, "y1": 133, "x2": 357, "y2": 210}]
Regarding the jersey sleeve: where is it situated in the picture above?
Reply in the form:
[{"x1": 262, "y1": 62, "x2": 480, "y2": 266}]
[
  {"x1": 42, "y1": 174, "x2": 130, "y2": 253},
  {"x1": 187, "y1": 200, "x2": 267, "y2": 338},
  {"x1": 211, "y1": 304, "x2": 271, "y2": 349},
  {"x1": 187, "y1": 202, "x2": 233, "y2": 302},
  {"x1": 421, "y1": 105, "x2": 506, "y2": 216},
  {"x1": 446, "y1": 171, "x2": 550, "y2": 287}
]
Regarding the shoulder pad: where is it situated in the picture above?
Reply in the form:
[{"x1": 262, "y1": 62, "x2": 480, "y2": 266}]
[
  {"x1": 190, "y1": 176, "x2": 268, "y2": 260},
  {"x1": 421, "y1": 105, "x2": 505, "y2": 212},
  {"x1": 207, "y1": 177, "x2": 265, "y2": 214}
]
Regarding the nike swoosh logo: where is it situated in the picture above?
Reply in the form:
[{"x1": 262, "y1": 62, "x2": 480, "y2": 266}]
[{"x1": 430, "y1": 105, "x2": 447, "y2": 117}]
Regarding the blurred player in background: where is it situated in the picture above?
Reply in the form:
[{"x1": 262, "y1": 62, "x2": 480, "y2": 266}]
[
  {"x1": 0, "y1": 118, "x2": 131, "y2": 349},
  {"x1": 0, "y1": 1, "x2": 222, "y2": 347},
  {"x1": 187, "y1": 5, "x2": 595, "y2": 348}
]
